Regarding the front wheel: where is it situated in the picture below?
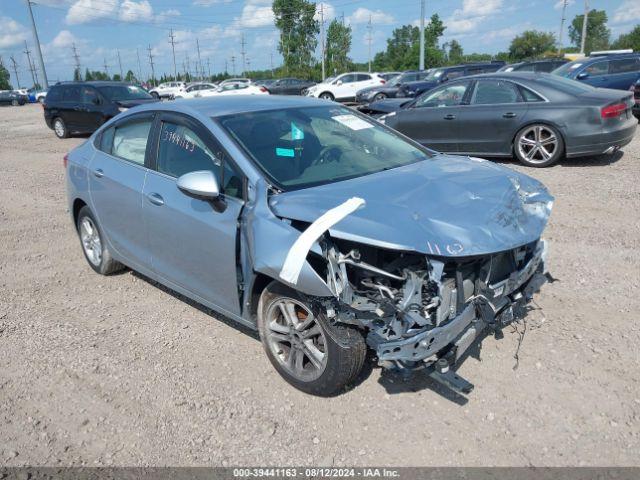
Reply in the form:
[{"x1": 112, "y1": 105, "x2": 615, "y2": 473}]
[
  {"x1": 319, "y1": 92, "x2": 334, "y2": 101},
  {"x1": 373, "y1": 92, "x2": 387, "y2": 102},
  {"x1": 514, "y1": 124, "x2": 564, "y2": 167},
  {"x1": 150, "y1": 91, "x2": 160, "y2": 99},
  {"x1": 257, "y1": 282, "x2": 366, "y2": 396}
]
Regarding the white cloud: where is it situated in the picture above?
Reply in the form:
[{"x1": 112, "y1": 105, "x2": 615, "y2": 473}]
[
  {"x1": 457, "y1": 0, "x2": 503, "y2": 17},
  {"x1": 66, "y1": 0, "x2": 119, "y2": 25},
  {"x1": 119, "y1": 0, "x2": 153, "y2": 22},
  {"x1": 155, "y1": 9, "x2": 181, "y2": 24},
  {"x1": 348, "y1": 7, "x2": 394, "y2": 25},
  {"x1": 554, "y1": 0, "x2": 575, "y2": 10},
  {"x1": 444, "y1": 0, "x2": 503, "y2": 35},
  {"x1": 192, "y1": 0, "x2": 232, "y2": 5},
  {"x1": 238, "y1": 0, "x2": 274, "y2": 28},
  {"x1": 314, "y1": 2, "x2": 335, "y2": 22},
  {"x1": 613, "y1": 0, "x2": 640, "y2": 24},
  {"x1": 0, "y1": 16, "x2": 29, "y2": 49},
  {"x1": 50, "y1": 29, "x2": 79, "y2": 49}
]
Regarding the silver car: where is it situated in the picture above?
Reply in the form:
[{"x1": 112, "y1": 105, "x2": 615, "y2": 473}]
[{"x1": 66, "y1": 96, "x2": 553, "y2": 396}]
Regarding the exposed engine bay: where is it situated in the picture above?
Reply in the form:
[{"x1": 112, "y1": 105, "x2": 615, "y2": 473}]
[{"x1": 309, "y1": 235, "x2": 547, "y2": 378}]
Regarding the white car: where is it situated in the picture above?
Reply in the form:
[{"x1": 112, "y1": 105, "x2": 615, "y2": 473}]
[
  {"x1": 148, "y1": 81, "x2": 186, "y2": 99},
  {"x1": 306, "y1": 72, "x2": 386, "y2": 102},
  {"x1": 199, "y1": 82, "x2": 268, "y2": 97},
  {"x1": 174, "y1": 82, "x2": 217, "y2": 99},
  {"x1": 219, "y1": 78, "x2": 251, "y2": 86}
]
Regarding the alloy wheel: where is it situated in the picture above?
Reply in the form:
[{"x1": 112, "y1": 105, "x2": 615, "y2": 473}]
[
  {"x1": 265, "y1": 298, "x2": 328, "y2": 382},
  {"x1": 54, "y1": 119, "x2": 65, "y2": 138},
  {"x1": 80, "y1": 217, "x2": 102, "y2": 266},
  {"x1": 517, "y1": 125, "x2": 558, "y2": 165}
]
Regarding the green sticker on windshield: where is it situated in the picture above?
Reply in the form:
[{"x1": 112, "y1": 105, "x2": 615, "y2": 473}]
[{"x1": 276, "y1": 147, "x2": 295, "y2": 157}]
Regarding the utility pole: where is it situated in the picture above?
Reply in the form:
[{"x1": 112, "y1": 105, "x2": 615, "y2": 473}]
[
  {"x1": 147, "y1": 44, "x2": 155, "y2": 86},
  {"x1": 320, "y1": 3, "x2": 326, "y2": 81},
  {"x1": 9, "y1": 56, "x2": 20, "y2": 88},
  {"x1": 240, "y1": 34, "x2": 246, "y2": 76},
  {"x1": 24, "y1": 0, "x2": 49, "y2": 88},
  {"x1": 23, "y1": 41, "x2": 37, "y2": 87},
  {"x1": 246, "y1": 56, "x2": 251, "y2": 73},
  {"x1": 103, "y1": 58, "x2": 109, "y2": 78},
  {"x1": 419, "y1": 0, "x2": 425, "y2": 70},
  {"x1": 367, "y1": 14, "x2": 372, "y2": 73},
  {"x1": 168, "y1": 28, "x2": 177, "y2": 79},
  {"x1": 580, "y1": 0, "x2": 589, "y2": 54},
  {"x1": 270, "y1": 52, "x2": 274, "y2": 77},
  {"x1": 225, "y1": 59, "x2": 228, "y2": 74},
  {"x1": 71, "y1": 43, "x2": 81, "y2": 78},
  {"x1": 196, "y1": 38, "x2": 203, "y2": 81},
  {"x1": 185, "y1": 54, "x2": 191, "y2": 79},
  {"x1": 117, "y1": 49, "x2": 123, "y2": 80},
  {"x1": 206, "y1": 58, "x2": 211, "y2": 79},
  {"x1": 557, "y1": 0, "x2": 568, "y2": 54},
  {"x1": 136, "y1": 48, "x2": 143, "y2": 82},
  {"x1": 231, "y1": 55, "x2": 236, "y2": 75}
]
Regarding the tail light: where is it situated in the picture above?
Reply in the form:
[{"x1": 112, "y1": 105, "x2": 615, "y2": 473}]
[
  {"x1": 601, "y1": 103, "x2": 626, "y2": 118},
  {"x1": 63, "y1": 153, "x2": 69, "y2": 169},
  {"x1": 380, "y1": 79, "x2": 386, "y2": 84},
  {"x1": 260, "y1": 86, "x2": 267, "y2": 93}
]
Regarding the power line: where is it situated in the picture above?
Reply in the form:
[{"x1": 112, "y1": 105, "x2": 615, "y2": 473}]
[
  {"x1": 24, "y1": 0, "x2": 49, "y2": 88},
  {"x1": 9, "y1": 55, "x2": 20, "y2": 89}
]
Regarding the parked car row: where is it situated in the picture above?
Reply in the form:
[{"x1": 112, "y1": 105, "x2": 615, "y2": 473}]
[{"x1": 0, "y1": 90, "x2": 28, "y2": 106}]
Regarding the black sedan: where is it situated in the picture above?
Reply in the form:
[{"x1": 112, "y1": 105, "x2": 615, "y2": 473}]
[
  {"x1": 368, "y1": 72, "x2": 637, "y2": 167},
  {"x1": 355, "y1": 70, "x2": 431, "y2": 104},
  {"x1": 264, "y1": 78, "x2": 316, "y2": 95},
  {"x1": 0, "y1": 90, "x2": 28, "y2": 106}
]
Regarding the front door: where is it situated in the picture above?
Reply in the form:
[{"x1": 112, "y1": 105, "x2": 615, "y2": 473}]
[
  {"x1": 88, "y1": 113, "x2": 154, "y2": 270},
  {"x1": 390, "y1": 81, "x2": 472, "y2": 152},
  {"x1": 79, "y1": 86, "x2": 105, "y2": 131},
  {"x1": 143, "y1": 113, "x2": 245, "y2": 315},
  {"x1": 456, "y1": 79, "x2": 529, "y2": 155}
]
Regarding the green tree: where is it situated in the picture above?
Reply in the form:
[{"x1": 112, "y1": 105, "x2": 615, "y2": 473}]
[
  {"x1": 125, "y1": 70, "x2": 136, "y2": 82},
  {"x1": 272, "y1": 0, "x2": 319, "y2": 78},
  {"x1": 447, "y1": 39, "x2": 464, "y2": 64},
  {"x1": 85, "y1": 68, "x2": 93, "y2": 81},
  {"x1": 0, "y1": 61, "x2": 11, "y2": 90},
  {"x1": 325, "y1": 19, "x2": 351, "y2": 76},
  {"x1": 568, "y1": 9, "x2": 610, "y2": 53},
  {"x1": 112, "y1": 73, "x2": 121, "y2": 81},
  {"x1": 611, "y1": 24, "x2": 640, "y2": 51},
  {"x1": 509, "y1": 30, "x2": 556, "y2": 60},
  {"x1": 73, "y1": 68, "x2": 82, "y2": 81}
]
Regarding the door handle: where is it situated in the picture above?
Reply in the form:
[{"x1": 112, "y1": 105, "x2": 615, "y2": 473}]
[
  {"x1": 93, "y1": 168, "x2": 104, "y2": 178},
  {"x1": 502, "y1": 112, "x2": 517, "y2": 118},
  {"x1": 443, "y1": 114, "x2": 456, "y2": 120},
  {"x1": 146, "y1": 192, "x2": 164, "y2": 206}
]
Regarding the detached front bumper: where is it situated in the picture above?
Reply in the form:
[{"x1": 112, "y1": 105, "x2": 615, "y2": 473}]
[{"x1": 373, "y1": 241, "x2": 548, "y2": 365}]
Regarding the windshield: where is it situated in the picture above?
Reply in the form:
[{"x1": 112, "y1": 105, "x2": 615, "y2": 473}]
[
  {"x1": 218, "y1": 105, "x2": 433, "y2": 190},
  {"x1": 98, "y1": 85, "x2": 152, "y2": 101},
  {"x1": 552, "y1": 61, "x2": 583, "y2": 77},
  {"x1": 424, "y1": 69, "x2": 444, "y2": 81}
]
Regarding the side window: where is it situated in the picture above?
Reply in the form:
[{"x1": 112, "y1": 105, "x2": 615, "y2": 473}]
[
  {"x1": 610, "y1": 58, "x2": 640, "y2": 74},
  {"x1": 519, "y1": 86, "x2": 544, "y2": 102},
  {"x1": 418, "y1": 72, "x2": 430, "y2": 80},
  {"x1": 356, "y1": 74, "x2": 372, "y2": 82},
  {"x1": 584, "y1": 61, "x2": 608, "y2": 76},
  {"x1": 157, "y1": 121, "x2": 242, "y2": 198},
  {"x1": 415, "y1": 82, "x2": 470, "y2": 108},
  {"x1": 533, "y1": 62, "x2": 551, "y2": 72},
  {"x1": 112, "y1": 118, "x2": 152, "y2": 165},
  {"x1": 447, "y1": 69, "x2": 466, "y2": 80},
  {"x1": 46, "y1": 87, "x2": 62, "y2": 102},
  {"x1": 100, "y1": 126, "x2": 115, "y2": 154},
  {"x1": 471, "y1": 80, "x2": 520, "y2": 105},
  {"x1": 81, "y1": 87, "x2": 99, "y2": 104},
  {"x1": 339, "y1": 74, "x2": 356, "y2": 84},
  {"x1": 63, "y1": 86, "x2": 81, "y2": 101},
  {"x1": 517, "y1": 63, "x2": 536, "y2": 72}
]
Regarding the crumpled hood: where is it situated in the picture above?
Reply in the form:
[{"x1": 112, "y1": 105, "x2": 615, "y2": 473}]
[{"x1": 269, "y1": 154, "x2": 553, "y2": 257}]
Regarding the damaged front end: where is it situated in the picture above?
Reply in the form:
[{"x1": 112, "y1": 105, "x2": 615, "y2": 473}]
[{"x1": 312, "y1": 235, "x2": 548, "y2": 383}]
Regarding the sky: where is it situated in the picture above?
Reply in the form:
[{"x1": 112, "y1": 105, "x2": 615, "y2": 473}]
[{"x1": 0, "y1": 0, "x2": 639, "y2": 84}]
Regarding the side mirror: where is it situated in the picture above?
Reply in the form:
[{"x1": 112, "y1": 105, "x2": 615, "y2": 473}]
[
  {"x1": 335, "y1": 80, "x2": 343, "y2": 86},
  {"x1": 177, "y1": 170, "x2": 220, "y2": 200},
  {"x1": 576, "y1": 72, "x2": 589, "y2": 80}
]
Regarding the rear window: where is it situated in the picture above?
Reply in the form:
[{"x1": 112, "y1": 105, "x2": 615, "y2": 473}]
[
  {"x1": 46, "y1": 87, "x2": 63, "y2": 102},
  {"x1": 610, "y1": 58, "x2": 640, "y2": 74},
  {"x1": 63, "y1": 86, "x2": 81, "y2": 101}
]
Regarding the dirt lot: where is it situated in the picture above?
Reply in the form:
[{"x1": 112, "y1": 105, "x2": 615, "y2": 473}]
[{"x1": 1, "y1": 104, "x2": 639, "y2": 467}]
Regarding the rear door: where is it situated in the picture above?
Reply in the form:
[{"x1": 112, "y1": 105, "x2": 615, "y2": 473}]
[
  {"x1": 608, "y1": 57, "x2": 640, "y2": 90},
  {"x1": 143, "y1": 112, "x2": 245, "y2": 315},
  {"x1": 78, "y1": 86, "x2": 105, "y2": 131},
  {"x1": 455, "y1": 79, "x2": 528, "y2": 155},
  {"x1": 390, "y1": 80, "x2": 472, "y2": 152},
  {"x1": 89, "y1": 112, "x2": 154, "y2": 270},
  {"x1": 60, "y1": 85, "x2": 82, "y2": 128}
]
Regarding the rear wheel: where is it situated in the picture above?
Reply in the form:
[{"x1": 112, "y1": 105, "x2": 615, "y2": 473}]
[
  {"x1": 319, "y1": 92, "x2": 334, "y2": 101},
  {"x1": 38, "y1": 97, "x2": 45, "y2": 104},
  {"x1": 11, "y1": 99, "x2": 18, "y2": 106},
  {"x1": 150, "y1": 91, "x2": 160, "y2": 99},
  {"x1": 53, "y1": 117, "x2": 69, "y2": 139},
  {"x1": 373, "y1": 92, "x2": 387, "y2": 101},
  {"x1": 514, "y1": 123, "x2": 564, "y2": 167},
  {"x1": 76, "y1": 206, "x2": 124, "y2": 275},
  {"x1": 257, "y1": 282, "x2": 366, "y2": 396}
]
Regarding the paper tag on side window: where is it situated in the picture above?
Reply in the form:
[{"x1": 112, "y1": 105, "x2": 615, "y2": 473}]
[{"x1": 332, "y1": 114, "x2": 374, "y2": 131}]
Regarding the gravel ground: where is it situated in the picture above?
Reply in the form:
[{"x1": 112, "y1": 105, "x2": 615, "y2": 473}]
[{"x1": 1, "y1": 104, "x2": 639, "y2": 467}]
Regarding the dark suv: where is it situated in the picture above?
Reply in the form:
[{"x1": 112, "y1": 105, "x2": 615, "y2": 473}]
[
  {"x1": 498, "y1": 59, "x2": 567, "y2": 73},
  {"x1": 398, "y1": 62, "x2": 505, "y2": 97},
  {"x1": 44, "y1": 81, "x2": 158, "y2": 138}
]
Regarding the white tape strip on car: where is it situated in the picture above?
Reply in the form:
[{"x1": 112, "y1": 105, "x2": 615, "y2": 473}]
[{"x1": 279, "y1": 197, "x2": 366, "y2": 285}]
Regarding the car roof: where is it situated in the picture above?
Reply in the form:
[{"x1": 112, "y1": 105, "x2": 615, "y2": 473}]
[
  {"x1": 53, "y1": 81, "x2": 136, "y2": 88},
  {"x1": 582, "y1": 52, "x2": 640, "y2": 63},
  {"x1": 130, "y1": 95, "x2": 330, "y2": 118}
]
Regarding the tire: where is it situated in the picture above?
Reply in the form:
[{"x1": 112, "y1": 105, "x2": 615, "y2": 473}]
[
  {"x1": 514, "y1": 123, "x2": 564, "y2": 167},
  {"x1": 150, "y1": 91, "x2": 160, "y2": 99},
  {"x1": 319, "y1": 92, "x2": 334, "y2": 101},
  {"x1": 38, "y1": 97, "x2": 45, "y2": 104},
  {"x1": 53, "y1": 117, "x2": 69, "y2": 139},
  {"x1": 76, "y1": 206, "x2": 125, "y2": 275},
  {"x1": 257, "y1": 282, "x2": 366, "y2": 396},
  {"x1": 373, "y1": 92, "x2": 387, "y2": 101}
]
